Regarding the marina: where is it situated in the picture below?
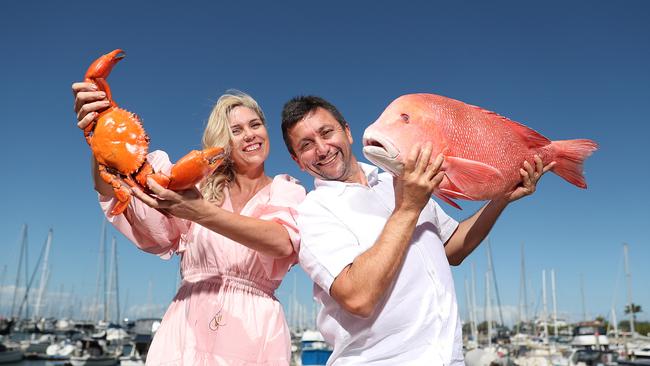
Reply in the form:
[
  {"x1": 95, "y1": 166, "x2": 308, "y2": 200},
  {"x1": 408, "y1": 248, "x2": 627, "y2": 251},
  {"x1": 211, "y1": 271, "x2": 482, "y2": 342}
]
[{"x1": 1, "y1": 225, "x2": 647, "y2": 366}]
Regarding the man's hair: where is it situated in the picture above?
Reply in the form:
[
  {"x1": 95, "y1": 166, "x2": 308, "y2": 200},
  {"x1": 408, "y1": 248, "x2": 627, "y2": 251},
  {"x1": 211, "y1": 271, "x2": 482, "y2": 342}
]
[{"x1": 281, "y1": 95, "x2": 348, "y2": 156}]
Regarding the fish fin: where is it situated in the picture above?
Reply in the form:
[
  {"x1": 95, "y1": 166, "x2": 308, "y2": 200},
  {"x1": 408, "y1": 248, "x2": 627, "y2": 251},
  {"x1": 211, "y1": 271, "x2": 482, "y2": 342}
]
[
  {"x1": 470, "y1": 105, "x2": 551, "y2": 148},
  {"x1": 550, "y1": 139, "x2": 598, "y2": 189},
  {"x1": 444, "y1": 156, "x2": 504, "y2": 192},
  {"x1": 440, "y1": 188, "x2": 473, "y2": 200},
  {"x1": 434, "y1": 192, "x2": 462, "y2": 210}
]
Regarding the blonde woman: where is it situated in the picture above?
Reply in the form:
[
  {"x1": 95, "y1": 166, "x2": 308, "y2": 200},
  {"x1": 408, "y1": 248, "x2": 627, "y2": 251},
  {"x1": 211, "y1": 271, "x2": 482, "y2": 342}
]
[{"x1": 72, "y1": 85, "x2": 305, "y2": 365}]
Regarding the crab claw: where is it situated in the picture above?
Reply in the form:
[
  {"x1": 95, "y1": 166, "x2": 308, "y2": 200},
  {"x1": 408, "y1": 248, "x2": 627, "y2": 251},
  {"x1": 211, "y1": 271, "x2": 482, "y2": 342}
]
[
  {"x1": 85, "y1": 49, "x2": 125, "y2": 80},
  {"x1": 149, "y1": 147, "x2": 225, "y2": 191},
  {"x1": 83, "y1": 49, "x2": 125, "y2": 114}
]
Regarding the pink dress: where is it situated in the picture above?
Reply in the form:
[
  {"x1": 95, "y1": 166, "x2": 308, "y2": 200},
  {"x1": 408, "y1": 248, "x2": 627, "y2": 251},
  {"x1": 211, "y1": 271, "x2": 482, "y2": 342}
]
[{"x1": 99, "y1": 151, "x2": 306, "y2": 365}]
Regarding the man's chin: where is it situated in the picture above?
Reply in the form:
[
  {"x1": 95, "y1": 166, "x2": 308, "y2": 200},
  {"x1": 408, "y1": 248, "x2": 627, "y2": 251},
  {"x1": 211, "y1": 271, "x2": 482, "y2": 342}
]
[{"x1": 309, "y1": 166, "x2": 345, "y2": 181}]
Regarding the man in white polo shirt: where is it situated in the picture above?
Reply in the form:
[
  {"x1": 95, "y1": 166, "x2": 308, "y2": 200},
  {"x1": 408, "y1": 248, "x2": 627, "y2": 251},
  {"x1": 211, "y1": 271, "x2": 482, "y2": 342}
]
[{"x1": 280, "y1": 96, "x2": 554, "y2": 365}]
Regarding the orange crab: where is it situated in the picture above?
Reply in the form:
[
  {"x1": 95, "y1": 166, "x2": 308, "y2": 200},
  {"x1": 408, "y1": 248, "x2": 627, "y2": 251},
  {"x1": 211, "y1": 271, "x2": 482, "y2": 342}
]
[{"x1": 83, "y1": 49, "x2": 224, "y2": 216}]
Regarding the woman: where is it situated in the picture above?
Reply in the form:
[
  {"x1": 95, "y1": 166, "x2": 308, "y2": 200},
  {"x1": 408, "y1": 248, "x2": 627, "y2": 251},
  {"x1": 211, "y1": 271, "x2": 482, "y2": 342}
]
[{"x1": 72, "y1": 85, "x2": 305, "y2": 365}]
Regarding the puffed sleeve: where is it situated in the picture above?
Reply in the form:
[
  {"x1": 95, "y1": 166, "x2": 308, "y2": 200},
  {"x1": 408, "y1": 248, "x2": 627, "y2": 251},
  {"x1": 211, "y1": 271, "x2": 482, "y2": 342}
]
[
  {"x1": 249, "y1": 175, "x2": 306, "y2": 280},
  {"x1": 98, "y1": 150, "x2": 190, "y2": 259}
]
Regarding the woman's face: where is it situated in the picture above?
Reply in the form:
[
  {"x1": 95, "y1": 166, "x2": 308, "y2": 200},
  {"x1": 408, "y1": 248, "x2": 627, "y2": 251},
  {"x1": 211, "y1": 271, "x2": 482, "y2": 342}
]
[{"x1": 228, "y1": 106, "x2": 270, "y2": 171}]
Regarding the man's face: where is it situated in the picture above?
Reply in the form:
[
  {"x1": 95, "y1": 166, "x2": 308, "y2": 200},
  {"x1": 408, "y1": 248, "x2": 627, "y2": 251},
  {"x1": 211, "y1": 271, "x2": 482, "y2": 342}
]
[{"x1": 287, "y1": 108, "x2": 356, "y2": 182}]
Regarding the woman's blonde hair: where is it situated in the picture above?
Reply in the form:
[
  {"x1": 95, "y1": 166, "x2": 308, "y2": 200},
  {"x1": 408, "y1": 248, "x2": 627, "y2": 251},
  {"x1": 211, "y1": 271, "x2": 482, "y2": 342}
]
[{"x1": 200, "y1": 90, "x2": 266, "y2": 205}]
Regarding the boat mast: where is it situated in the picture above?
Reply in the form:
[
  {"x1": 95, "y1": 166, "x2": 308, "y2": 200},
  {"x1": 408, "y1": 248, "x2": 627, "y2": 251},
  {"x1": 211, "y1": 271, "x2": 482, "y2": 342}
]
[
  {"x1": 623, "y1": 243, "x2": 635, "y2": 335},
  {"x1": 93, "y1": 220, "x2": 107, "y2": 322},
  {"x1": 471, "y1": 263, "x2": 479, "y2": 343},
  {"x1": 486, "y1": 239, "x2": 504, "y2": 326},
  {"x1": 107, "y1": 236, "x2": 120, "y2": 323},
  {"x1": 519, "y1": 243, "x2": 528, "y2": 333},
  {"x1": 0, "y1": 265, "x2": 6, "y2": 317},
  {"x1": 10, "y1": 224, "x2": 28, "y2": 319},
  {"x1": 551, "y1": 269, "x2": 558, "y2": 338},
  {"x1": 123, "y1": 289, "x2": 129, "y2": 321},
  {"x1": 114, "y1": 237, "x2": 120, "y2": 323},
  {"x1": 580, "y1": 273, "x2": 587, "y2": 321},
  {"x1": 34, "y1": 229, "x2": 52, "y2": 319},
  {"x1": 486, "y1": 271, "x2": 492, "y2": 347},
  {"x1": 610, "y1": 307, "x2": 619, "y2": 339},
  {"x1": 16, "y1": 230, "x2": 50, "y2": 320},
  {"x1": 542, "y1": 270, "x2": 549, "y2": 344},
  {"x1": 464, "y1": 278, "x2": 473, "y2": 342}
]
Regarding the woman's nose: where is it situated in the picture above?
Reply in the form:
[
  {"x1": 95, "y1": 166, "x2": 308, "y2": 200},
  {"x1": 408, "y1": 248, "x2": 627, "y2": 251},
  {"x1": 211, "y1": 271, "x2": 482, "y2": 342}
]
[{"x1": 242, "y1": 128, "x2": 254, "y2": 141}]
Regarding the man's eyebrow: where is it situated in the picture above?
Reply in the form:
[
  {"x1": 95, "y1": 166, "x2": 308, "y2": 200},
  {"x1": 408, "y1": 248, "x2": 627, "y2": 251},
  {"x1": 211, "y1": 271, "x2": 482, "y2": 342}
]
[{"x1": 317, "y1": 125, "x2": 332, "y2": 133}]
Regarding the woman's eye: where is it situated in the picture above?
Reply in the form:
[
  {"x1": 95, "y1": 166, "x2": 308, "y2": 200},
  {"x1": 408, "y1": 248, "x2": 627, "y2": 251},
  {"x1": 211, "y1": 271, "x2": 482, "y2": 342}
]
[
  {"x1": 231, "y1": 128, "x2": 241, "y2": 135},
  {"x1": 400, "y1": 114, "x2": 410, "y2": 123}
]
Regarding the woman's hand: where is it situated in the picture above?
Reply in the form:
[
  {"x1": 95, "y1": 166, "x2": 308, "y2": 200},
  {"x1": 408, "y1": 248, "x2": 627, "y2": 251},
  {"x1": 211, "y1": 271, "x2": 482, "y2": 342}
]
[
  {"x1": 131, "y1": 179, "x2": 213, "y2": 222},
  {"x1": 71, "y1": 82, "x2": 110, "y2": 129}
]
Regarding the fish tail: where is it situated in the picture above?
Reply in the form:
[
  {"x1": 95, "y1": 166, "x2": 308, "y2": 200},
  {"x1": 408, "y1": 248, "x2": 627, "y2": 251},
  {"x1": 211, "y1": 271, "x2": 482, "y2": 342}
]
[{"x1": 550, "y1": 139, "x2": 598, "y2": 188}]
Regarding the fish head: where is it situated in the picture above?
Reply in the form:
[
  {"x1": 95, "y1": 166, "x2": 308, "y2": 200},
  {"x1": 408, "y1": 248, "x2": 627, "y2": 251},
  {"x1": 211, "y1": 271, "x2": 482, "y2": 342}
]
[{"x1": 363, "y1": 94, "x2": 445, "y2": 175}]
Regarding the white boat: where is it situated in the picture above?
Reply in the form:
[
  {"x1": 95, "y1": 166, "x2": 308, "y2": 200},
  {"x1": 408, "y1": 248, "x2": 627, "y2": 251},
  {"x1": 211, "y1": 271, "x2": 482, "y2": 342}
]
[
  {"x1": 566, "y1": 348, "x2": 618, "y2": 366},
  {"x1": 69, "y1": 354, "x2": 119, "y2": 366},
  {"x1": 571, "y1": 323, "x2": 609, "y2": 348},
  {"x1": 118, "y1": 334, "x2": 152, "y2": 366},
  {"x1": 0, "y1": 344, "x2": 23, "y2": 364},
  {"x1": 45, "y1": 338, "x2": 76, "y2": 359},
  {"x1": 20, "y1": 333, "x2": 56, "y2": 355},
  {"x1": 631, "y1": 345, "x2": 650, "y2": 359},
  {"x1": 69, "y1": 338, "x2": 118, "y2": 366}
]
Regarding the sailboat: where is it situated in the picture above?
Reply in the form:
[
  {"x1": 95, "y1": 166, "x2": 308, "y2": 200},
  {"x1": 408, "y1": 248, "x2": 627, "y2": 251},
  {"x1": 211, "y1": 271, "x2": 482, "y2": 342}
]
[
  {"x1": 0, "y1": 343, "x2": 23, "y2": 364},
  {"x1": 18, "y1": 229, "x2": 57, "y2": 357}
]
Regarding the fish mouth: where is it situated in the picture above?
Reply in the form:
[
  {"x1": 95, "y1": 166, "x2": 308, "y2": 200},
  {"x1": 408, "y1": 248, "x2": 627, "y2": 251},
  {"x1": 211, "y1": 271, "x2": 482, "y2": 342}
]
[{"x1": 362, "y1": 130, "x2": 403, "y2": 175}]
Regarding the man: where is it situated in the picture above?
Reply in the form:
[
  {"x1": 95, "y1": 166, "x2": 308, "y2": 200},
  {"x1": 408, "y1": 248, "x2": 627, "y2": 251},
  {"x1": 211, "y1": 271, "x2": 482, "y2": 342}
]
[{"x1": 281, "y1": 96, "x2": 555, "y2": 365}]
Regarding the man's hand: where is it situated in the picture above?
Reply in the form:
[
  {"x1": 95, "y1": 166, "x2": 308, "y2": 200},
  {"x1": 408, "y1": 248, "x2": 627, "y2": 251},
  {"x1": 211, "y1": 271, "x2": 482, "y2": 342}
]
[
  {"x1": 131, "y1": 179, "x2": 212, "y2": 222},
  {"x1": 503, "y1": 155, "x2": 557, "y2": 202},
  {"x1": 394, "y1": 142, "x2": 446, "y2": 212}
]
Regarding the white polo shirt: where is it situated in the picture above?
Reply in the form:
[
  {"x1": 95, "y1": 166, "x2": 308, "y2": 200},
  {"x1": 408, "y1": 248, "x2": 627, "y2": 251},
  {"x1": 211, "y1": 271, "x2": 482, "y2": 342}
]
[{"x1": 298, "y1": 163, "x2": 465, "y2": 366}]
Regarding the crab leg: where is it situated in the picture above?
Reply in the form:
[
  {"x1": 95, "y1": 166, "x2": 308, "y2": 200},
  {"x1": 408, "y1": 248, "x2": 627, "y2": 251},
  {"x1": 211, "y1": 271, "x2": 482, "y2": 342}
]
[
  {"x1": 98, "y1": 164, "x2": 131, "y2": 216},
  {"x1": 144, "y1": 147, "x2": 225, "y2": 191}
]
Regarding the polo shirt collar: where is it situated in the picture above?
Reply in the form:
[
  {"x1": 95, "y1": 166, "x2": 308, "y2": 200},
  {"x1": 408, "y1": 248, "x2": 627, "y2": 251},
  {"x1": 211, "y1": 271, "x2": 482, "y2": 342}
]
[{"x1": 313, "y1": 162, "x2": 379, "y2": 195}]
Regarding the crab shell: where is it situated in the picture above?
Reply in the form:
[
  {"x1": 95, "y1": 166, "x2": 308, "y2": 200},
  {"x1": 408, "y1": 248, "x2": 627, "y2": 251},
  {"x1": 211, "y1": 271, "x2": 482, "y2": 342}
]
[{"x1": 90, "y1": 107, "x2": 149, "y2": 176}]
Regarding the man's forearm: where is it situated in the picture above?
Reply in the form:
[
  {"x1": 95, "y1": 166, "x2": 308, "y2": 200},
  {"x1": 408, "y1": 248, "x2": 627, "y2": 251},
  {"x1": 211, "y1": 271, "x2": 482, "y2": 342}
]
[
  {"x1": 445, "y1": 198, "x2": 509, "y2": 265},
  {"x1": 330, "y1": 208, "x2": 421, "y2": 317}
]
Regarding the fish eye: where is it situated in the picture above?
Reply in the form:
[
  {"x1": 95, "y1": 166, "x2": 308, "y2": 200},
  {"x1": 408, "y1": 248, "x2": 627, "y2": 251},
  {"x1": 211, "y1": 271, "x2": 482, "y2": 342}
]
[{"x1": 400, "y1": 114, "x2": 410, "y2": 123}]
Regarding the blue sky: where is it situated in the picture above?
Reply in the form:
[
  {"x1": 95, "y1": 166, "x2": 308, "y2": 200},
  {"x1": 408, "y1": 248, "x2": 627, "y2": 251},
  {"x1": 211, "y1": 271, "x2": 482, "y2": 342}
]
[{"x1": 1, "y1": 1, "x2": 648, "y2": 327}]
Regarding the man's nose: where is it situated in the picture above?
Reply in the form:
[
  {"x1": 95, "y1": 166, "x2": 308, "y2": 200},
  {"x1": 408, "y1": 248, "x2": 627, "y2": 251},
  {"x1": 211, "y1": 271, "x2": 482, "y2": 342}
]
[{"x1": 315, "y1": 138, "x2": 328, "y2": 156}]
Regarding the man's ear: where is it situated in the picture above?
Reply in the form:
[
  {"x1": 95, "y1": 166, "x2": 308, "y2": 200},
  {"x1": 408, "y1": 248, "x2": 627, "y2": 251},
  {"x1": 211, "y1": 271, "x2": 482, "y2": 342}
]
[{"x1": 345, "y1": 125, "x2": 354, "y2": 145}]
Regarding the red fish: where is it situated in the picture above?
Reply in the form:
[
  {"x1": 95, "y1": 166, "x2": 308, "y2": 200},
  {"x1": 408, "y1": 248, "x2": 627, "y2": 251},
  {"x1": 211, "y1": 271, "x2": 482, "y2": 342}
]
[{"x1": 362, "y1": 93, "x2": 597, "y2": 209}]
